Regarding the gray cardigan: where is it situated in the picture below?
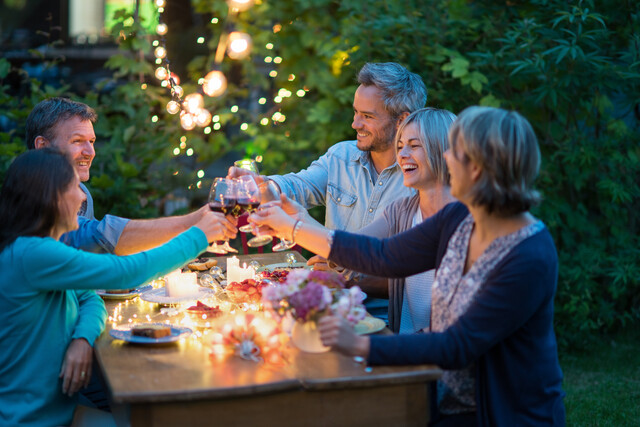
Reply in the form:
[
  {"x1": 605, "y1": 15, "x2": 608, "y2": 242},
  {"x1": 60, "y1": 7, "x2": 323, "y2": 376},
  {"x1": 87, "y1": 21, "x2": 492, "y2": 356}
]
[{"x1": 337, "y1": 194, "x2": 421, "y2": 332}]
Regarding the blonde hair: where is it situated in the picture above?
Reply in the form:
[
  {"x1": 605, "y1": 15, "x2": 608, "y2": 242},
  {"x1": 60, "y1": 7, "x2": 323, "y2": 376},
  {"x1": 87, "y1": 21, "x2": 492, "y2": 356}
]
[
  {"x1": 395, "y1": 107, "x2": 456, "y2": 185},
  {"x1": 449, "y1": 106, "x2": 541, "y2": 216}
]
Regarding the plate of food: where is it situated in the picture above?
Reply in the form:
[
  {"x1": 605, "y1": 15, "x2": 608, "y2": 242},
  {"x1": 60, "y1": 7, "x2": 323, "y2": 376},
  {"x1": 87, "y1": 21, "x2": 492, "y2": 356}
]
[
  {"x1": 185, "y1": 257, "x2": 218, "y2": 272},
  {"x1": 109, "y1": 323, "x2": 192, "y2": 344},
  {"x1": 258, "y1": 262, "x2": 310, "y2": 272},
  {"x1": 184, "y1": 301, "x2": 224, "y2": 327},
  {"x1": 140, "y1": 286, "x2": 215, "y2": 305},
  {"x1": 96, "y1": 285, "x2": 152, "y2": 300},
  {"x1": 354, "y1": 316, "x2": 386, "y2": 335},
  {"x1": 225, "y1": 278, "x2": 273, "y2": 304}
]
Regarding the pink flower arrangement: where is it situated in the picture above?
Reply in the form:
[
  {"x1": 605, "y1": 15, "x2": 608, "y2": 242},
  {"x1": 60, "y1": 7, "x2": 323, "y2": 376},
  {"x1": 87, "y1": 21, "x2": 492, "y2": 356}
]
[{"x1": 261, "y1": 269, "x2": 367, "y2": 325}]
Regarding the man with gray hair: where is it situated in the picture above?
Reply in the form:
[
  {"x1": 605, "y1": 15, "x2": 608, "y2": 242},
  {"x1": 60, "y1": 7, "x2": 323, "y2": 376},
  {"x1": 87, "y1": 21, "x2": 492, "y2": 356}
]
[{"x1": 230, "y1": 62, "x2": 427, "y2": 320}]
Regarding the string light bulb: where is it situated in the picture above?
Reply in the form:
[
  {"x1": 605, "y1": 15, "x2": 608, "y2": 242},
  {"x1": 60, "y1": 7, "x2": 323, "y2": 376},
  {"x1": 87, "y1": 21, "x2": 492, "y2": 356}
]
[
  {"x1": 195, "y1": 109, "x2": 212, "y2": 127},
  {"x1": 184, "y1": 93, "x2": 204, "y2": 114},
  {"x1": 166, "y1": 100, "x2": 181, "y2": 115},
  {"x1": 180, "y1": 111, "x2": 196, "y2": 130},
  {"x1": 156, "y1": 23, "x2": 168, "y2": 35},
  {"x1": 226, "y1": 0, "x2": 254, "y2": 12},
  {"x1": 154, "y1": 46, "x2": 167, "y2": 59},
  {"x1": 202, "y1": 70, "x2": 227, "y2": 97},
  {"x1": 155, "y1": 67, "x2": 168, "y2": 80},
  {"x1": 155, "y1": 0, "x2": 166, "y2": 7},
  {"x1": 172, "y1": 85, "x2": 184, "y2": 98},
  {"x1": 227, "y1": 32, "x2": 252, "y2": 60}
]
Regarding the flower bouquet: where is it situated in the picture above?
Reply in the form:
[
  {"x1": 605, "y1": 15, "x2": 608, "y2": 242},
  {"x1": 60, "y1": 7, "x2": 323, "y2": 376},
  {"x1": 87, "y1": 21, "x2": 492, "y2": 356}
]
[{"x1": 261, "y1": 269, "x2": 367, "y2": 352}]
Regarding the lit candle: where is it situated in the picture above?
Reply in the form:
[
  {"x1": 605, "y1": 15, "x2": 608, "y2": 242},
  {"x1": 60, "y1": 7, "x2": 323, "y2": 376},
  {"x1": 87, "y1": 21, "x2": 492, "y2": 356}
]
[{"x1": 227, "y1": 256, "x2": 256, "y2": 283}]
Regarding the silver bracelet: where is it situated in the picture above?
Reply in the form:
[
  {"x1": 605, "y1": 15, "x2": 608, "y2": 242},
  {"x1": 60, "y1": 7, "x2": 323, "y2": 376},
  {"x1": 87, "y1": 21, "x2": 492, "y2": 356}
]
[{"x1": 291, "y1": 220, "x2": 303, "y2": 243}]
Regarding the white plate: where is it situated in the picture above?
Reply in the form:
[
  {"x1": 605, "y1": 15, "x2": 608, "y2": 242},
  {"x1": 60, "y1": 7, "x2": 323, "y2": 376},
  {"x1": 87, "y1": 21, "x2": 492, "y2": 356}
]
[
  {"x1": 139, "y1": 286, "x2": 215, "y2": 305},
  {"x1": 258, "y1": 262, "x2": 310, "y2": 272},
  {"x1": 96, "y1": 285, "x2": 152, "y2": 300},
  {"x1": 109, "y1": 324, "x2": 192, "y2": 344},
  {"x1": 354, "y1": 316, "x2": 386, "y2": 335}
]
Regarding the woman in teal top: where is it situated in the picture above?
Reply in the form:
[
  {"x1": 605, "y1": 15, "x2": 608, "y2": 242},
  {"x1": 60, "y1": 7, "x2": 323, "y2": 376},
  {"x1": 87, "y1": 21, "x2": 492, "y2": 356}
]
[{"x1": 0, "y1": 148, "x2": 236, "y2": 426}]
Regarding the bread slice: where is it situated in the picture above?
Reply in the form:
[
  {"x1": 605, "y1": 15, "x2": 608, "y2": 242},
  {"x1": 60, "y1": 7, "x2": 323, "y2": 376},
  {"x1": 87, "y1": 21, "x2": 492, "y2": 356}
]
[
  {"x1": 187, "y1": 258, "x2": 218, "y2": 271},
  {"x1": 131, "y1": 324, "x2": 171, "y2": 338}
]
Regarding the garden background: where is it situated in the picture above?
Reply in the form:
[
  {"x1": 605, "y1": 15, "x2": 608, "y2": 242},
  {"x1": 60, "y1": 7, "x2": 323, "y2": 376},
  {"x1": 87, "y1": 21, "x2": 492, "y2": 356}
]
[{"x1": 1, "y1": 0, "x2": 639, "y2": 424}]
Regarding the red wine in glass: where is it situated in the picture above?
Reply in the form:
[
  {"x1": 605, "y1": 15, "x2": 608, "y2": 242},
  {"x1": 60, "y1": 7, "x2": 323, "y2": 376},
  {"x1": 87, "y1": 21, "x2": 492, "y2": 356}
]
[
  {"x1": 236, "y1": 197, "x2": 260, "y2": 215},
  {"x1": 209, "y1": 199, "x2": 235, "y2": 214}
]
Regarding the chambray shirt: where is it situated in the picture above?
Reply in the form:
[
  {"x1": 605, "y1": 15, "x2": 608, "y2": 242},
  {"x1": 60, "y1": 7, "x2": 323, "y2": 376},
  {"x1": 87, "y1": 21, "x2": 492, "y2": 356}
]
[
  {"x1": 269, "y1": 140, "x2": 414, "y2": 231},
  {"x1": 60, "y1": 183, "x2": 129, "y2": 254}
]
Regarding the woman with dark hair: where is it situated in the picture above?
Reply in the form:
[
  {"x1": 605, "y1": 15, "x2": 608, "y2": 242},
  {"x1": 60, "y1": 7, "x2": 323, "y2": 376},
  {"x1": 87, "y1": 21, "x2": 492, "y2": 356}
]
[
  {"x1": 250, "y1": 106, "x2": 565, "y2": 426},
  {"x1": 0, "y1": 148, "x2": 236, "y2": 426}
]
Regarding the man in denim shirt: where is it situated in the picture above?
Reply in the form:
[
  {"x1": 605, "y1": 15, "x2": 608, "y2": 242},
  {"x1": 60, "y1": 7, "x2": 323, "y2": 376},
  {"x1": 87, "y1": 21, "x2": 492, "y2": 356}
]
[
  {"x1": 232, "y1": 63, "x2": 427, "y2": 320},
  {"x1": 26, "y1": 97, "x2": 218, "y2": 255}
]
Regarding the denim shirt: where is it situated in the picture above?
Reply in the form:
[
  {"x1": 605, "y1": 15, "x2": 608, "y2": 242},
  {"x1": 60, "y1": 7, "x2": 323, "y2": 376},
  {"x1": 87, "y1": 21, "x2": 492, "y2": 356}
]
[
  {"x1": 269, "y1": 140, "x2": 415, "y2": 231},
  {"x1": 60, "y1": 183, "x2": 129, "y2": 254}
]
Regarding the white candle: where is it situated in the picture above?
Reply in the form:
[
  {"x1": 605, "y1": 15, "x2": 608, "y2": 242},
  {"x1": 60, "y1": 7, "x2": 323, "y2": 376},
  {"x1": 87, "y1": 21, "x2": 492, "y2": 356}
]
[{"x1": 227, "y1": 257, "x2": 255, "y2": 283}]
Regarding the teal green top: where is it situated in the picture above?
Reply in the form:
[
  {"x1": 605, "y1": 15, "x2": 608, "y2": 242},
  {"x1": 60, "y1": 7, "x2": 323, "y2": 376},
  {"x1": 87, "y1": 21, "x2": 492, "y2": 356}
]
[{"x1": 0, "y1": 226, "x2": 207, "y2": 426}]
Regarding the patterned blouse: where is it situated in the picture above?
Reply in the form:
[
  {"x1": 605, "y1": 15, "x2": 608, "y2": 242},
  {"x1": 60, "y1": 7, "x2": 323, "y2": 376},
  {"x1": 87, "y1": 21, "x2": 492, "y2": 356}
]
[{"x1": 431, "y1": 214, "x2": 545, "y2": 415}]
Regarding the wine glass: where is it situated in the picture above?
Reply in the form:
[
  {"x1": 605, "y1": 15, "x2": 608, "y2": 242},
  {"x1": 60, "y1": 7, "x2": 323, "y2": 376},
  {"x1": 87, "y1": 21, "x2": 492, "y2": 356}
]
[
  {"x1": 235, "y1": 160, "x2": 260, "y2": 233},
  {"x1": 208, "y1": 178, "x2": 238, "y2": 254},
  {"x1": 236, "y1": 175, "x2": 261, "y2": 215},
  {"x1": 246, "y1": 181, "x2": 279, "y2": 247},
  {"x1": 247, "y1": 180, "x2": 294, "y2": 251}
]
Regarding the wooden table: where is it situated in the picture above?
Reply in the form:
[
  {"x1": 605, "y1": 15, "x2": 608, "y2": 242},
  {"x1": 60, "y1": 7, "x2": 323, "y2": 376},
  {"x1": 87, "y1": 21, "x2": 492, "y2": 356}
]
[{"x1": 95, "y1": 252, "x2": 441, "y2": 427}]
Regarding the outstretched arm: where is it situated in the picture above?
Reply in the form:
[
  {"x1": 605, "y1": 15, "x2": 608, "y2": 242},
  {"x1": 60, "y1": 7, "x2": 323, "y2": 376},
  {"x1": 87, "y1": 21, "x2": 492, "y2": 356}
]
[{"x1": 114, "y1": 205, "x2": 236, "y2": 255}]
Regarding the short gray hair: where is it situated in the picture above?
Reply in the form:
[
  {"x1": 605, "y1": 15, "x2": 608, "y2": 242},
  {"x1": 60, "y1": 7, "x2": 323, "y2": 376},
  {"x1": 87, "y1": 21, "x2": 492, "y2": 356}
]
[
  {"x1": 449, "y1": 106, "x2": 541, "y2": 216},
  {"x1": 357, "y1": 63, "x2": 427, "y2": 119},
  {"x1": 396, "y1": 107, "x2": 456, "y2": 185},
  {"x1": 25, "y1": 97, "x2": 97, "y2": 149}
]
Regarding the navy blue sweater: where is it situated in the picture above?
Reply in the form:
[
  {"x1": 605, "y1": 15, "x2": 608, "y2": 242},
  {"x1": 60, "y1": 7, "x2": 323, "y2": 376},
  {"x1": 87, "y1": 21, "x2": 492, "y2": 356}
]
[{"x1": 329, "y1": 202, "x2": 565, "y2": 426}]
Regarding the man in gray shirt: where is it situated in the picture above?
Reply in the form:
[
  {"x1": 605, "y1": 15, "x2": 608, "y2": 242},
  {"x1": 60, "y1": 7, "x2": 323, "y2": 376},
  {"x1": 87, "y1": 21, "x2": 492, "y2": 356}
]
[{"x1": 231, "y1": 62, "x2": 427, "y2": 320}]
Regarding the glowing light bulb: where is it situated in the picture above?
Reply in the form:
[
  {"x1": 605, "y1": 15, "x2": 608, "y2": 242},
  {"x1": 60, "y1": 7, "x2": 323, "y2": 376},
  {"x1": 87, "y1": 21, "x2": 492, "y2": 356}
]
[
  {"x1": 156, "y1": 23, "x2": 168, "y2": 35},
  {"x1": 166, "y1": 100, "x2": 181, "y2": 114},
  {"x1": 173, "y1": 86, "x2": 184, "y2": 98},
  {"x1": 260, "y1": 118, "x2": 269, "y2": 126},
  {"x1": 154, "y1": 46, "x2": 167, "y2": 59},
  {"x1": 169, "y1": 72, "x2": 180, "y2": 85},
  {"x1": 226, "y1": 0, "x2": 254, "y2": 12},
  {"x1": 258, "y1": 97, "x2": 266, "y2": 105},
  {"x1": 227, "y1": 32, "x2": 252, "y2": 60},
  {"x1": 265, "y1": 43, "x2": 273, "y2": 50},
  {"x1": 195, "y1": 109, "x2": 212, "y2": 127},
  {"x1": 180, "y1": 112, "x2": 196, "y2": 130},
  {"x1": 155, "y1": 67, "x2": 168, "y2": 80},
  {"x1": 269, "y1": 70, "x2": 277, "y2": 78},
  {"x1": 155, "y1": 0, "x2": 166, "y2": 7},
  {"x1": 230, "y1": 105, "x2": 239, "y2": 113},
  {"x1": 184, "y1": 93, "x2": 204, "y2": 114},
  {"x1": 197, "y1": 37, "x2": 205, "y2": 44},
  {"x1": 296, "y1": 89, "x2": 306, "y2": 97},
  {"x1": 264, "y1": 56, "x2": 272, "y2": 63},
  {"x1": 202, "y1": 70, "x2": 227, "y2": 97}
]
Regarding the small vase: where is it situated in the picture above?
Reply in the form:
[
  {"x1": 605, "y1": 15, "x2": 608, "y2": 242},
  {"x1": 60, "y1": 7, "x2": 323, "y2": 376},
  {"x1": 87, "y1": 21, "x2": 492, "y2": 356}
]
[{"x1": 291, "y1": 320, "x2": 330, "y2": 353}]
